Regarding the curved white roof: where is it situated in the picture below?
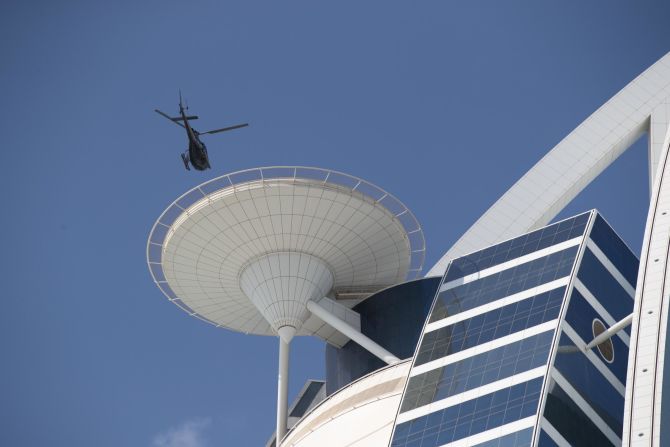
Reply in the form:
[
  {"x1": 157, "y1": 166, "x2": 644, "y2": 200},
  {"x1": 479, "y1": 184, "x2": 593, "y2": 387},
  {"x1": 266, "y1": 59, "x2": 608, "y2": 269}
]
[
  {"x1": 147, "y1": 167, "x2": 425, "y2": 337},
  {"x1": 281, "y1": 360, "x2": 410, "y2": 447}
]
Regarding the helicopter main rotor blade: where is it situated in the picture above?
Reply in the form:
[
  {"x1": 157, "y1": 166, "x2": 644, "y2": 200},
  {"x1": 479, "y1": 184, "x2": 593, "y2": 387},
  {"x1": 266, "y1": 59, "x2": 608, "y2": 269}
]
[
  {"x1": 154, "y1": 109, "x2": 186, "y2": 129},
  {"x1": 199, "y1": 123, "x2": 249, "y2": 135}
]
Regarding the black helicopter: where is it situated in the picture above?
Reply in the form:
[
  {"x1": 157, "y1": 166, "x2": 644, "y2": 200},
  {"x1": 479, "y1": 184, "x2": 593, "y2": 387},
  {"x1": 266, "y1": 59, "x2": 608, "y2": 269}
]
[{"x1": 155, "y1": 93, "x2": 248, "y2": 171}]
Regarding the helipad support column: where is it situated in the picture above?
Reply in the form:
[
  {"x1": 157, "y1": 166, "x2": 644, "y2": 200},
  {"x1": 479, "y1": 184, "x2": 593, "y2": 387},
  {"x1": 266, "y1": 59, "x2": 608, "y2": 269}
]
[
  {"x1": 146, "y1": 167, "x2": 425, "y2": 446},
  {"x1": 239, "y1": 252, "x2": 334, "y2": 445},
  {"x1": 276, "y1": 326, "x2": 294, "y2": 443}
]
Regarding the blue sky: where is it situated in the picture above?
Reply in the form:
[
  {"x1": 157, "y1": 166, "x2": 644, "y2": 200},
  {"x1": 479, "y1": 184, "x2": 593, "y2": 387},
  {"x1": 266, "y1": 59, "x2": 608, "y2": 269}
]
[{"x1": 1, "y1": 1, "x2": 669, "y2": 446}]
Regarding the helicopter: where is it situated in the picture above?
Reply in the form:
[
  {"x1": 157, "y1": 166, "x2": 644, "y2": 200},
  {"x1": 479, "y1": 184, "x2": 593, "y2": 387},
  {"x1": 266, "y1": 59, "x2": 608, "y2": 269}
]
[{"x1": 155, "y1": 93, "x2": 248, "y2": 171}]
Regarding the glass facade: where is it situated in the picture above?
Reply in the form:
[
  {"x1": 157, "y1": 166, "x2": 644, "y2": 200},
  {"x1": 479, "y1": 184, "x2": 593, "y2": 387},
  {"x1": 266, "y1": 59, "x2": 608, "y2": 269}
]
[
  {"x1": 391, "y1": 210, "x2": 638, "y2": 447},
  {"x1": 289, "y1": 381, "x2": 325, "y2": 418},
  {"x1": 576, "y1": 248, "x2": 634, "y2": 326},
  {"x1": 430, "y1": 247, "x2": 578, "y2": 323},
  {"x1": 561, "y1": 289, "x2": 629, "y2": 382},
  {"x1": 470, "y1": 428, "x2": 533, "y2": 447},
  {"x1": 589, "y1": 214, "x2": 638, "y2": 287},
  {"x1": 552, "y1": 333, "x2": 624, "y2": 435},
  {"x1": 444, "y1": 212, "x2": 590, "y2": 282},
  {"x1": 416, "y1": 287, "x2": 565, "y2": 366},
  {"x1": 392, "y1": 378, "x2": 543, "y2": 447},
  {"x1": 543, "y1": 381, "x2": 615, "y2": 446},
  {"x1": 402, "y1": 331, "x2": 554, "y2": 413},
  {"x1": 266, "y1": 380, "x2": 326, "y2": 447}
]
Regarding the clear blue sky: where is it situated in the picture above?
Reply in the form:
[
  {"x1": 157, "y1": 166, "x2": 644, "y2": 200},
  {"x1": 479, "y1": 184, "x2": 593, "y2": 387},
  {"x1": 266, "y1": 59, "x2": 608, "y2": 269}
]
[{"x1": 1, "y1": 2, "x2": 669, "y2": 446}]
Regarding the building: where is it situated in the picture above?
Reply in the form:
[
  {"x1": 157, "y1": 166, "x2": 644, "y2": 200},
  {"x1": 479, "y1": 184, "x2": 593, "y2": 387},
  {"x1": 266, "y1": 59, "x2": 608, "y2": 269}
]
[
  {"x1": 390, "y1": 211, "x2": 637, "y2": 446},
  {"x1": 147, "y1": 53, "x2": 670, "y2": 446},
  {"x1": 272, "y1": 211, "x2": 638, "y2": 447},
  {"x1": 421, "y1": 52, "x2": 670, "y2": 447}
]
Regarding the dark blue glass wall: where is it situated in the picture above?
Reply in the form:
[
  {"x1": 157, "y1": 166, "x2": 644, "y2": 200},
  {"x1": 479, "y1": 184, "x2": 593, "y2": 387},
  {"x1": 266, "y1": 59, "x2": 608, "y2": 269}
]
[
  {"x1": 543, "y1": 382, "x2": 615, "y2": 446},
  {"x1": 589, "y1": 214, "x2": 638, "y2": 287},
  {"x1": 325, "y1": 277, "x2": 440, "y2": 394},
  {"x1": 540, "y1": 212, "x2": 637, "y2": 445},
  {"x1": 577, "y1": 249, "x2": 634, "y2": 325}
]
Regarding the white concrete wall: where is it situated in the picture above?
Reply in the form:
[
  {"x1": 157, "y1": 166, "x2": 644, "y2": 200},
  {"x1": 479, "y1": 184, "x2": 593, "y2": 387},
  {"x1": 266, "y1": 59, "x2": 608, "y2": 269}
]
[
  {"x1": 280, "y1": 361, "x2": 410, "y2": 447},
  {"x1": 623, "y1": 115, "x2": 670, "y2": 446}
]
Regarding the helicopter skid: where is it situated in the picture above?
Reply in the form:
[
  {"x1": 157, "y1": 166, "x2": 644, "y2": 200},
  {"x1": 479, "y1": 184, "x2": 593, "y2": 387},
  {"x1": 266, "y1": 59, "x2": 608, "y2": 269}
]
[{"x1": 181, "y1": 153, "x2": 191, "y2": 171}]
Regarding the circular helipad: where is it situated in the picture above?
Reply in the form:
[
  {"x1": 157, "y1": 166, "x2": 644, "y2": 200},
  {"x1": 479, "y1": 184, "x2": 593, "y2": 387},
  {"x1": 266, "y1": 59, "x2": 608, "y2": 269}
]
[{"x1": 147, "y1": 167, "x2": 425, "y2": 336}]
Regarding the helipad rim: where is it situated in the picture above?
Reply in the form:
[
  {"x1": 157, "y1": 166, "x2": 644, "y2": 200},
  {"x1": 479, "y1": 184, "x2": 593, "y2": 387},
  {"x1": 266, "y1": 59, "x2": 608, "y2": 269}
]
[{"x1": 146, "y1": 166, "x2": 426, "y2": 329}]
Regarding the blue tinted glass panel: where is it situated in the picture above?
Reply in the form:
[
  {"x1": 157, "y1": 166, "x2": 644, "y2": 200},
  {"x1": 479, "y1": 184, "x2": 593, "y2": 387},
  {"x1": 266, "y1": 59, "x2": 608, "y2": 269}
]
[
  {"x1": 472, "y1": 428, "x2": 533, "y2": 447},
  {"x1": 416, "y1": 287, "x2": 565, "y2": 366},
  {"x1": 543, "y1": 381, "x2": 615, "y2": 446},
  {"x1": 431, "y1": 247, "x2": 578, "y2": 322},
  {"x1": 391, "y1": 378, "x2": 543, "y2": 447},
  {"x1": 445, "y1": 212, "x2": 590, "y2": 282},
  {"x1": 577, "y1": 249, "x2": 635, "y2": 325},
  {"x1": 553, "y1": 333, "x2": 624, "y2": 435},
  {"x1": 289, "y1": 381, "x2": 324, "y2": 417},
  {"x1": 403, "y1": 331, "x2": 553, "y2": 412},
  {"x1": 537, "y1": 430, "x2": 560, "y2": 446},
  {"x1": 589, "y1": 214, "x2": 638, "y2": 287},
  {"x1": 564, "y1": 289, "x2": 630, "y2": 383}
]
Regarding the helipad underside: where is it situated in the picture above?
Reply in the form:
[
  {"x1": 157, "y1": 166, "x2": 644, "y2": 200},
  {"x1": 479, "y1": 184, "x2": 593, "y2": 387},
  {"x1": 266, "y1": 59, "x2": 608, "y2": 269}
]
[{"x1": 147, "y1": 167, "x2": 425, "y2": 337}]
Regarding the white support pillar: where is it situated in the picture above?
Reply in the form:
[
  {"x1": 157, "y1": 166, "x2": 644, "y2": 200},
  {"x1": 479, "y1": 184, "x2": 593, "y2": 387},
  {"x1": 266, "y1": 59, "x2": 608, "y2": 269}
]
[
  {"x1": 584, "y1": 313, "x2": 633, "y2": 351},
  {"x1": 306, "y1": 299, "x2": 400, "y2": 365},
  {"x1": 649, "y1": 100, "x2": 670, "y2": 194},
  {"x1": 276, "y1": 326, "x2": 295, "y2": 446},
  {"x1": 624, "y1": 116, "x2": 670, "y2": 446}
]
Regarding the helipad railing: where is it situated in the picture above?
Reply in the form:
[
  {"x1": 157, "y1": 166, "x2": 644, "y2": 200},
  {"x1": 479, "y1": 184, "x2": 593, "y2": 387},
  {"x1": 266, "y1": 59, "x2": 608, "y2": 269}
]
[{"x1": 146, "y1": 166, "x2": 426, "y2": 328}]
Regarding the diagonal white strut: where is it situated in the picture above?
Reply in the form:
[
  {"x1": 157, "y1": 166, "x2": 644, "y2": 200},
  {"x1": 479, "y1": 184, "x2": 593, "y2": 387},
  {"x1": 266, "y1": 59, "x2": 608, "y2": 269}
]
[
  {"x1": 584, "y1": 313, "x2": 633, "y2": 351},
  {"x1": 307, "y1": 299, "x2": 400, "y2": 365}
]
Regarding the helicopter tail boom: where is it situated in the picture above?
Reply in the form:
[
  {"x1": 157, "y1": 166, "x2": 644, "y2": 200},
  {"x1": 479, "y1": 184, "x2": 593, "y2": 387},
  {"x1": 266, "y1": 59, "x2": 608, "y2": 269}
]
[
  {"x1": 154, "y1": 109, "x2": 199, "y2": 128},
  {"x1": 171, "y1": 115, "x2": 199, "y2": 122}
]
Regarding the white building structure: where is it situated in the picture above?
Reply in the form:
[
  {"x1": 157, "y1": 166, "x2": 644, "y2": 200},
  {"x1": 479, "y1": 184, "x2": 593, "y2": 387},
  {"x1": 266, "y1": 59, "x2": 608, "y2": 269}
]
[
  {"x1": 426, "y1": 52, "x2": 670, "y2": 447},
  {"x1": 329, "y1": 51, "x2": 670, "y2": 447},
  {"x1": 147, "y1": 53, "x2": 670, "y2": 446}
]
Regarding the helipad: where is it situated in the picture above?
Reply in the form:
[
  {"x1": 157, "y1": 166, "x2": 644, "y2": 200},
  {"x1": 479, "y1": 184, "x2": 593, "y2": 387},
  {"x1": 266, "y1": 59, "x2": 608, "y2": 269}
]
[{"x1": 147, "y1": 166, "x2": 425, "y2": 337}]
